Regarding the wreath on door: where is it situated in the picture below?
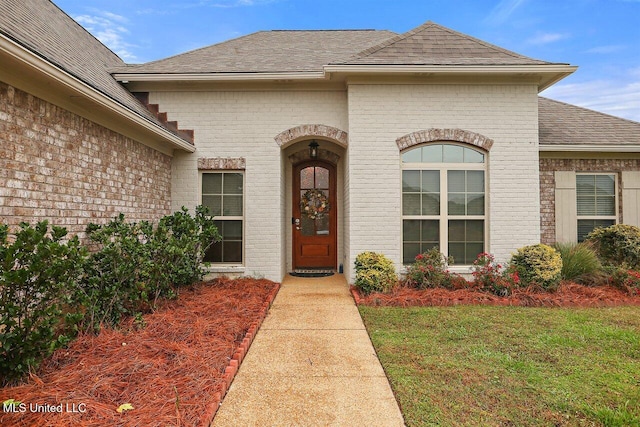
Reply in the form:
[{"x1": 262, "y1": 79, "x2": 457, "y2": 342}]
[{"x1": 300, "y1": 189, "x2": 330, "y2": 220}]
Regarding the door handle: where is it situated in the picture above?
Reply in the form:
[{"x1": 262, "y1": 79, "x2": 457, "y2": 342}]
[{"x1": 294, "y1": 218, "x2": 300, "y2": 230}]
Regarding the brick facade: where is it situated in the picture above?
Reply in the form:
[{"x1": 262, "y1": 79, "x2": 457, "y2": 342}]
[
  {"x1": 0, "y1": 82, "x2": 172, "y2": 236},
  {"x1": 539, "y1": 157, "x2": 640, "y2": 244}
]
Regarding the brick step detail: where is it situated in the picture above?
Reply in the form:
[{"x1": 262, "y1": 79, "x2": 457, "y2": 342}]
[{"x1": 132, "y1": 92, "x2": 194, "y2": 144}]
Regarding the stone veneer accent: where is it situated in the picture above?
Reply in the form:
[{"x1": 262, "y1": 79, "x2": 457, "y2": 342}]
[
  {"x1": 396, "y1": 128, "x2": 494, "y2": 151},
  {"x1": 198, "y1": 157, "x2": 246, "y2": 170},
  {"x1": 274, "y1": 124, "x2": 348, "y2": 147},
  {"x1": 539, "y1": 157, "x2": 640, "y2": 244},
  {"x1": 0, "y1": 82, "x2": 172, "y2": 236}
]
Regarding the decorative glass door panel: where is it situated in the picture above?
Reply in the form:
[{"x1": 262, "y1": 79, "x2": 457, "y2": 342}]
[{"x1": 293, "y1": 161, "x2": 337, "y2": 269}]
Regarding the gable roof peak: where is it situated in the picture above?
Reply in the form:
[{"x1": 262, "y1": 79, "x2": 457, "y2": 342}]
[{"x1": 335, "y1": 20, "x2": 562, "y2": 66}]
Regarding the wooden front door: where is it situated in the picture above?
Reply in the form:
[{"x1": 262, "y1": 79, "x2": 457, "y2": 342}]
[{"x1": 293, "y1": 161, "x2": 337, "y2": 269}]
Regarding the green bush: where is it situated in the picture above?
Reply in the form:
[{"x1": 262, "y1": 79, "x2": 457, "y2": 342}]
[
  {"x1": 509, "y1": 244, "x2": 562, "y2": 290},
  {"x1": 586, "y1": 224, "x2": 640, "y2": 269},
  {"x1": 0, "y1": 222, "x2": 85, "y2": 384},
  {"x1": 354, "y1": 252, "x2": 398, "y2": 295},
  {"x1": 553, "y1": 242, "x2": 602, "y2": 281},
  {"x1": 471, "y1": 252, "x2": 521, "y2": 296},
  {"x1": 81, "y1": 207, "x2": 219, "y2": 331},
  {"x1": 404, "y1": 247, "x2": 466, "y2": 290}
]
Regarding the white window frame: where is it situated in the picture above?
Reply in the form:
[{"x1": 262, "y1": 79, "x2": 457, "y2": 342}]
[
  {"x1": 575, "y1": 172, "x2": 618, "y2": 242},
  {"x1": 401, "y1": 142, "x2": 488, "y2": 267},
  {"x1": 200, "y1": 171, "x2": 245, "y2": 266}
]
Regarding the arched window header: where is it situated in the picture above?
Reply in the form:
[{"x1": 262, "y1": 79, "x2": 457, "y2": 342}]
[
  {"x1": 396, "y1": 128, "x2": 494, "y2": 152},
  {"x1": 402, "y1": 143, "x2": 485, "y2": 164}
]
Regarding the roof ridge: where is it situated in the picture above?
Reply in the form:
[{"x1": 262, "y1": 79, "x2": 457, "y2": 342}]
[
  {"x1": 270, "y1": 29, "x2": 378, "y2": 32},
  {"x1": 540, "y1": 96, "x2": 640, "y2": 125}
]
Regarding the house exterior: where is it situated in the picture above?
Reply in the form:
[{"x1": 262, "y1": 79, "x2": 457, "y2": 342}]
[{"x1": 2, "y1": 1, "x2": 640, "y2": 282}]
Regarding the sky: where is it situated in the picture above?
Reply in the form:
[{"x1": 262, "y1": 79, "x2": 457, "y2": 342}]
[{"x1": 52, "y1": 0, "x2": 640, "y2": 122}]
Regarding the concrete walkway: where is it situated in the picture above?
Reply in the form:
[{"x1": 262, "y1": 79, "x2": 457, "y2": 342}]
[{"x1": 212, "y1": 274, "x2": 405, "y2": 426}]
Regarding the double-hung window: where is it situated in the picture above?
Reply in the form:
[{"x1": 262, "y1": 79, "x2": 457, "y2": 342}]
[
  {"x1": 201, "y1": 172, "x2": 244, "y2": 264},
  {"x1": 576, "y1": 173, "x2": 616, "y2": 242},
  {"x1": 402, "y1": 143, "x2": 486, "y2": 265}
]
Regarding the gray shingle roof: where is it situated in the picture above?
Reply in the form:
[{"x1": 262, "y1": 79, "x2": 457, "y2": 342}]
[
  {"x1": 0, "y1": 0, "x2": 164, "y2": 126},
  {"x1": 114, "y1": 30, "x2": 398, "y2": 74},
  {"x1": 336, "y1": 21, "x2": 561, "y2": 66},
  {"x1": 539, "y1": 97, "x2": 640, "y2": 146}
]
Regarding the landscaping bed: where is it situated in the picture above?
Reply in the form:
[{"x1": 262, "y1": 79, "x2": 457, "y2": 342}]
[
  {"x1": 352, "y1": 282, "x2": 640, "y2": 307},
  {"x1": 0, "y1": 277, "x2": 279, "y2": 427}
]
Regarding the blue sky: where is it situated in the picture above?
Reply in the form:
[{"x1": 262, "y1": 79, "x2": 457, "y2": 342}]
[{"x1": 53, "y1": 0, "x2": 640, "y2": 121}]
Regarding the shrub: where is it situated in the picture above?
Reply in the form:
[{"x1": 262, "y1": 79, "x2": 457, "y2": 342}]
[
  {"x1": 509, "y1": 244, "x2": 562, "y2": 290},
  {"x1": 471, "y1": 252, "x2": 520, "y2": 296},
  {"x1": 606, "y1": 267, "x2": 640, "y2": 296},
  {"x1": 586, "y1": 224, "x2": 640, "y2": 269},
  {"x1": 354, "y1": 252, "x2": 398, "y2": 295},
  {"x1": 553, "y1": 242, "x2": 601, "y2": 281},
  {"x1": 404, "y1": 248, "x2": 466, "y2": 290},
  {"x1": 0, "y1": 222, "x2": 85, "y2": 384}
]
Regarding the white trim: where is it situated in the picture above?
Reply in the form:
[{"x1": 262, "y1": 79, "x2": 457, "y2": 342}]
[
  {"x1": 0, "y1": 33, "x2": 195, "y2": 153},
  {"x1": 324, "y1": 64, "x2": 577, "y2": 74},
  {"x1": 113, "y1": 71, "x2": 326, "y2": 82},
  {"x1": 540, "y1": 144, "x2": 640, "y2": 153}
]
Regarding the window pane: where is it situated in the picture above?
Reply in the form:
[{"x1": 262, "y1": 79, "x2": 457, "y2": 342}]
[
  {"x1": 223, "y1": 195, "x2": 243, "y2": 216},
  {"x1": 448, "y1": 170, "x2": 465, "y2": 192},
  {"x1": 448, "y1": 243, "x2": 465, "y2": 265},
  {"x1": 443, "y1": 145, "x2": 464, "y2": 163},
  {"x1": 421, "y1": 220, "x2": 439, "y2": 241},
  {"x1": 596, "y1": 175, "x2": 615, "y2": 195},
  {"x1": 315, "y1": 167, "x2": 329, "y2": 189},
  {"x1": 448, "y1": 193, "x2": 466, "y2": 215},
  {"x1": 403, "y1": 194, "x2": 421, "y2": 215},
  {"x1": 202, "y1": 174, "x2": 222, "y2": 194},
  {"x1": 203, "y1": 241, "x2": 222, "y2": 263},
  {"x1": 403, "y1": 220, "x2": 420, "y2": 241},
  {"x1": 224, "y1": 241, "x2": 243, "y2": 263},
  {"x1": 577, "y1": 196, "x2": 595, "y2": 215},
  {"x1": 596, "y1": 196, "x2": 615, "y2": 216},
  {"x1": 421, "y1": 170, "x2": 439, "y2": 192},
  {"x1": 223, "y1": 173, "x2": 243, "y2": 194},
  {"x1": 422, "y1": 193, "x2": 440, "y2": 215},
  {"x1": 448, "y1": 220, "x2": 465, "y2": 241},
  {"x1": 576, "y1": 175, "x2": 594, "y2": 194},
  {"x1": 300, "y1": 167, "x2": 314, "y2": 189},
  {"x1": 402, "y1": 148, "x2": 422, "y2": 163},
  {"x1": 467, "y1": 193, "x2": 485, "y2": 215},
  {"x1": 223, "y1": 220, "x2": 243, "y2": 240},
  {"x1": 467, "y1": 171, "x2": 484, "y2": 193},
  {"x1": 422, "y1": 145, "x2": 443, "y2": 163},
  {"x1": 202, "y1": 195, "x2": 222, "y2": 216},
  {"x1": 464, "y1": 149, "x2": 484, "y2": 163},
  {"x1": 466, "y1": 220, "x2": 484, "y2": 241},
  {"x1": 448, "y1": 220, "x2": 484, "y2": 265},
  {"x1": 402, "y1": 170, "x2": 421, "y2": 192}
]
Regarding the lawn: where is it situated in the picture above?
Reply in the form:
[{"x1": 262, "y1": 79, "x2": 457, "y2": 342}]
[{"x1": 359, "y1": 305, "x2": 640, "y2": 427}]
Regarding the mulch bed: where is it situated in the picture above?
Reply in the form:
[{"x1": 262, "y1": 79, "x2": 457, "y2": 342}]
[
  {"x1": 0, "y1": 277, "x2": 279, "y2": 427},
  {"x1": 352, "y1": 282, "x2": 640, "y2": 307}
]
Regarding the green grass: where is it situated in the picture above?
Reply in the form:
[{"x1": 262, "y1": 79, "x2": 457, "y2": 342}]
[{"x1": 359, "y1": 306, "x2": 640, "y2": 427}]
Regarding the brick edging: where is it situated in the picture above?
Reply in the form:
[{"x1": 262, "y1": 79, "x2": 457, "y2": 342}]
[
  {"x1": 350, "y1": 286, "x2": 363, "y2": 305},
  {"x1": 202, "y1": 283, "x2": 281, "y2": 426}
]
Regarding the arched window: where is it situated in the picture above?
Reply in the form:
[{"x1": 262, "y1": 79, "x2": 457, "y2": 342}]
[{"x1": 402, "y1": 143, "x2": 486, "y2": 265}]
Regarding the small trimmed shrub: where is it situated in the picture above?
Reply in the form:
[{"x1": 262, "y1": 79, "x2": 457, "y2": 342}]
[
  {"x1": 554, "y1": 242, "x2": 601, "y2": 281},
  {"x1": 509, "y1": 244, "x2": 562, "y2": 290},
  {"x1": 0, "y1": 222, "x2": 85, "y2": 384},
  {"x1": 471, "y1": 252, "x2": 520, "y2": 296},
  {"x1": 354, "y1": 252, "x2": 398, "y2": 295},
  {"x1": 606, "y1": 267, "x2": 640, "y2": 296},
  {"x1": 404, "y1": 248, "x2": 466, "y2": 290},
  {"x1": 586, "y1": 224, "x2": 640, "y2": 269}
]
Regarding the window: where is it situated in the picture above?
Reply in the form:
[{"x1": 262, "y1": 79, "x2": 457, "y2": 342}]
[
  {"x1": 201, "y1": 172, "x2": 244, "y2": 264},
  {"x1": 402, "y1": 143, "x2": 486, "y2": 265},
  {"x1": 576, "y1": 173, "x2": 616, "y2": 242}
]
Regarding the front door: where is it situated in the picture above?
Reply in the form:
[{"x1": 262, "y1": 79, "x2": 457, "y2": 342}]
[{"x1": 293, "y1": 161, "x2": 337, "y2": 269}]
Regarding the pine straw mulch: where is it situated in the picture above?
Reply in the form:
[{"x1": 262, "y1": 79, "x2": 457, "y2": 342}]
[
  {"x1": 0, "y1": 277, "x2": 279, "y2": 427},
  {"x1": 353, "y1": 282, "x2": 640, "y2": 308}
]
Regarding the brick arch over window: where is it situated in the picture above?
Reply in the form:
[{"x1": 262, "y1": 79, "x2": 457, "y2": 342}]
[
  {"x1": 396, "y1": 129, "x2": 494, "y2": 152},
  {"x1": 274, "y1": 124, "x2": 348, "y2": 148}
]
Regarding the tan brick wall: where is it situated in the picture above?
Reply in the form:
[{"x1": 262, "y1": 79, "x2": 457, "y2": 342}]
[
  {"x1": 0, "y1": 82, "x2": 171, "y2": 237},
  {"x1": 539, "y1": 157, "x2": 640, "y2": 244}
]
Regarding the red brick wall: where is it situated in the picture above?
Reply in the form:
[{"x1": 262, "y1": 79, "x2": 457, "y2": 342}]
[
  {"x1": 0, "y1": 82, "x2": 171, "y2": 237},
  {"x1": 539, "y1": 157, "x2": 640, "y2": 244}
]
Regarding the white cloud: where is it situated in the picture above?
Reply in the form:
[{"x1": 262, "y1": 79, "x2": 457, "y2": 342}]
[
  {"x1": 526, "y1": 32, "x2": 570, "y2": 45},
  {"x1": 542, "y1": 79, "x2": 640, "y2": 122},
  {"x1": 586, "y1": 45, "x2": 626, "y2": 54},
  {"x1": 75, "y1": 12, "x2": 138, "y2": 61},
  {"x1": 484, "y1": 0, "x2": 528, "y2": 25}
]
